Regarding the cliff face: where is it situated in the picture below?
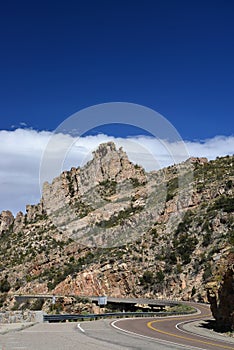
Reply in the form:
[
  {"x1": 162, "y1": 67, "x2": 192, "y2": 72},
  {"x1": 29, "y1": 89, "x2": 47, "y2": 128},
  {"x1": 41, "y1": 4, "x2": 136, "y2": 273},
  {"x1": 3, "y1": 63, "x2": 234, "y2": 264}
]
[
  {"x1": 41, "y1": 142, "x2": 147, "y2": 247},
  {"x1": 0, "y1": 142, "x2": 233, "y2": 319},
  {"x1": 207, "y1": 252, "x2": 234, "y2": 331}
]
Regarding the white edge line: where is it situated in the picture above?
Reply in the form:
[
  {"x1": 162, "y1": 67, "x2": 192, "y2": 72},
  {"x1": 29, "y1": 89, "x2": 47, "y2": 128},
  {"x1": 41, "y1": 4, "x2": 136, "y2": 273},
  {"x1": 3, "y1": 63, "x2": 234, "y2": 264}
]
[
  {"x1": 77, "y1": 323, "x2": 85, "y2": 333},
  {"x1": 175, "y1": 319, "x2": 234, "y2": 345},
  {"x1": 176, "y1": 318, "x2": 210, "y2": 339},
  {"x1": 111, "y1": 318, "x2": 207, "y2": 350}
]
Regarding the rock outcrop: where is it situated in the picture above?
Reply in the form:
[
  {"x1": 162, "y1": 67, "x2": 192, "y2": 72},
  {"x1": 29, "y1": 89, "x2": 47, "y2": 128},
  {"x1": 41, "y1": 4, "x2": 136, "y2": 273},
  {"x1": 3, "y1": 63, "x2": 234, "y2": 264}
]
[
  {"x1": 41, "y1": 142, "x2": 148, "y2": 247},
  {"x1": 207, "y1": 252, "x2": 234, "y2": 331},
  {"x1": 0, "y1": 210, "x2": 14, "y2": 234}
]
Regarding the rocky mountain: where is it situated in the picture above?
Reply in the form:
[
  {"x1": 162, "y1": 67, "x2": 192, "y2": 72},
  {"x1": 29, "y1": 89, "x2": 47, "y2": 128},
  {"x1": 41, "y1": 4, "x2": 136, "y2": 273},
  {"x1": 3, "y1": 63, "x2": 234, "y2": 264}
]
[
  {"x1": 0, "y1": 142, "x2": 233, "y2": 327},
  {"x1": 207, "y1": 251, "x2": 234, "y2": 331}
]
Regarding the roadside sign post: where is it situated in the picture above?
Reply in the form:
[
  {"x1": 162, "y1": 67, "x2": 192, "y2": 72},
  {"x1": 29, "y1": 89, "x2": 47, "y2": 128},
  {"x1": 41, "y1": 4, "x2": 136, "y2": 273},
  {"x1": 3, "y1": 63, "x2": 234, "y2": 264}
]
[{"x1": 98, "y1": 296, "x2": 107, "y2": 313}]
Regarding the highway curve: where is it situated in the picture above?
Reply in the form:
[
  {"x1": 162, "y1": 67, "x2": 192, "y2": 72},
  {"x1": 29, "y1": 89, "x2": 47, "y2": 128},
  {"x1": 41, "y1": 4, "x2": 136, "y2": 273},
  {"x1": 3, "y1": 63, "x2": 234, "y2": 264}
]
[
  {"x1": 1, "y1": 303, "x2": 234, "y2": 349},
  {"x1": 112, "y1": 303, "x2": 234, "y2": 350}
]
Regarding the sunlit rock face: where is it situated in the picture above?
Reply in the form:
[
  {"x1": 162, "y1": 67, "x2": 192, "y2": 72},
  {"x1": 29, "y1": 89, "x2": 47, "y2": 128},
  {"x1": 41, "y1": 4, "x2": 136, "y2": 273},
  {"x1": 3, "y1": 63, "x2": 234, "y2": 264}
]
[{"x1": 207, "y1": 253, "x2": 234, "y2": 331}]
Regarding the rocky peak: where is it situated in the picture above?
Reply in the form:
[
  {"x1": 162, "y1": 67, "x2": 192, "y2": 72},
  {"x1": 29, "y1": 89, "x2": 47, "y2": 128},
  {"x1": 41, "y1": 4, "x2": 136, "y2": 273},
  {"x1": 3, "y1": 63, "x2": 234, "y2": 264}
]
[
  {"x1": 79, "y1": 141, "x2": 145, "y2": 189},
  {"x1": 0, "y1": 210, "x2": 14, "y2": 234},
  {"x1": 13, "y1": 211, "x2": 25, "y2": 233},
  {"x1": 93, "y1": 141, "x2": 119, "y2": 159},
  {"x1": 186, "y1": 157, "x2": 208, "y2": 164},
  {"x1": 42, "y1": 142, "x2": 146, "y2": 224}
]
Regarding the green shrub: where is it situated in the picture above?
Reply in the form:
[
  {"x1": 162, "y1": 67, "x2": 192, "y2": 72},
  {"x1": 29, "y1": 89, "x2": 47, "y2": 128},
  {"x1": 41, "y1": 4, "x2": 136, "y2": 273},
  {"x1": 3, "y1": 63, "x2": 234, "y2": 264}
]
[
  {"x1": 191, "y1": 286, "x2": 196, "y2": 296},
  {"x1": 97, "y1": 206, "x2": 142, "y2": 228},
  {"x1": 203, "y1": 262, "x2": 212, "y2": 281},
  {"x1": 156, "y1": 270, "x2": 165, "y2": 283},
  {"x1": 140, "y1": 271, "x2": 154, "y2": 285},
  {"x1": 166, "y1": 177, "x2": 178, "y2": 201},
  {"x1": 130, "y1": 178, "x2": 143, "y2": 188},
  {"x1": 212, "y1": 196, "x2": 234, "y2": 213},
  {"x1": 0, "y1": 276, "x2": 11, "y2": 293},
  {"x1": 173, "y1": 233, "x2": 198, "y2": 264},
  {"x1": 226, "y1": 180, "x2": 233, "y2": 190},
  {"x1": 175, "y1": 210, "x2": 193, "y2": 235},
  {"x1": 0, "y1": 293, "x2": 7, "y2": 308},
  {"x1": 98, "y1": 179, "x2": 117, "y2": 196},
  {"x1": 228, "y1": 230, "x2": 234, "y2": 245},
  {"x1": 165, "y1": 251, "x2": 177, "y2": 265}
]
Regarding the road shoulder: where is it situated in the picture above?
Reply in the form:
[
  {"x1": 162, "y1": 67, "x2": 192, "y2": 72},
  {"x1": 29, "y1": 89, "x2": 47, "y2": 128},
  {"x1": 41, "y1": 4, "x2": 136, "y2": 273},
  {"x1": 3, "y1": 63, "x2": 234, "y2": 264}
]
[{"x1": 180, "y1": 319, "x2": 234, "y2": 344}]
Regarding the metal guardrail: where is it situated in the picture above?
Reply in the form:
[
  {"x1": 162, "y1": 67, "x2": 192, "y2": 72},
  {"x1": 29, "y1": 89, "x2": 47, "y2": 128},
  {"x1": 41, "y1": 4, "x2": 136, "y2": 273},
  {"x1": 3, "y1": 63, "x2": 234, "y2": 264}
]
[
  {"x1": 14, "y1": 295, "x2": 179, "y2": 307},
  {"x1": 43, "y1": 310, "x2": 196, "y2": 323}
]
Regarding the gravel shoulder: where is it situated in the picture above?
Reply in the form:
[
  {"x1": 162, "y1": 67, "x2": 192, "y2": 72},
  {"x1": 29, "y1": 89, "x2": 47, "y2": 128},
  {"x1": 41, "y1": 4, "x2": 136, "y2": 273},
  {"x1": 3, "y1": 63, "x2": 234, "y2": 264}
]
[{"x1": 181, "y1": 319, "x2": 234, "y2": 344}]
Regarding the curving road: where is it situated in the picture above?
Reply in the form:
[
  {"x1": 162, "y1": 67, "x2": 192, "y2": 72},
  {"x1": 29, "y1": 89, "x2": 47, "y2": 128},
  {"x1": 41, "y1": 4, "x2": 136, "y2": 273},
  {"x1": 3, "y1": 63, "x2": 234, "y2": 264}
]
[
  {"x1": 1, "y1": 303, "x2": 234, "y2": 349},
  {"x1": 112, "y1": 303, "x2": 234, "y2": 350}
]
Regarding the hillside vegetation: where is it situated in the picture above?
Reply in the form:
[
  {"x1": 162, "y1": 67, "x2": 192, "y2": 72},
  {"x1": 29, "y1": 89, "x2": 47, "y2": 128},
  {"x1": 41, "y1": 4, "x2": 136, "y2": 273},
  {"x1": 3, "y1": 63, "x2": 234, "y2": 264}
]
[{"x1": 0, "y1": 143, "x2": 233, "y2": 323}]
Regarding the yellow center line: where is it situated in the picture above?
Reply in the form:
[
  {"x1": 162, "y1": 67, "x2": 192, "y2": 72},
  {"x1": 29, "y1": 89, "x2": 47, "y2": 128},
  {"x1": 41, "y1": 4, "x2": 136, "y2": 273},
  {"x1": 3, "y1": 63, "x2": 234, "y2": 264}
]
[{"x1": 147, "y1": 316, "x2": 234, "y2": 350}]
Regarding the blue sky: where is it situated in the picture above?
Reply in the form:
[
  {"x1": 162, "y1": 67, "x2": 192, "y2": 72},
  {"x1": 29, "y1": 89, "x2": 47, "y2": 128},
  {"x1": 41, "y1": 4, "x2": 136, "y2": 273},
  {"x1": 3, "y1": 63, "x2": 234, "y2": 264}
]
[
  {"x1": 0, "y1": 1, "x2": 233, "y2": 214},
  {"x1": 0, "y1": 0, "x2": 233, "y2": 139}
]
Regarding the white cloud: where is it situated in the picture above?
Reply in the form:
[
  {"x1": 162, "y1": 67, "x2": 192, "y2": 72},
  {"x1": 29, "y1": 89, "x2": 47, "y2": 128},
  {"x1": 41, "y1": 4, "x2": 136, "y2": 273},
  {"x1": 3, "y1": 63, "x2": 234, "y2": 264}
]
[{"x1": 0, "y1": 128, "x2": 233, "y2": 215}]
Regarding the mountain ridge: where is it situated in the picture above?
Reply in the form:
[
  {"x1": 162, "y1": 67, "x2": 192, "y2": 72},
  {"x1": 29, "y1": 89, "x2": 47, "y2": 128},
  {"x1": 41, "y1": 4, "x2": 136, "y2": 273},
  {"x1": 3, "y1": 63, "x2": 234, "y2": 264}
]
[{"x1": 0, "y1": 142, "x2": 233, "y2": 328}]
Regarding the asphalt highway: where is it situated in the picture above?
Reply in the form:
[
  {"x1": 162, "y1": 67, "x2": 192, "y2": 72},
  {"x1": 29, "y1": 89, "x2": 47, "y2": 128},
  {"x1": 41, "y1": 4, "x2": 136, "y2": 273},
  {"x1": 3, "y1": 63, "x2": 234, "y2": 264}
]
[
  {"x1": 113, "y1": 303, "x2": 234, "y2": 350},
  {"x1": 1, "y1": 303, "x2": 234, "y2": 349}
]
